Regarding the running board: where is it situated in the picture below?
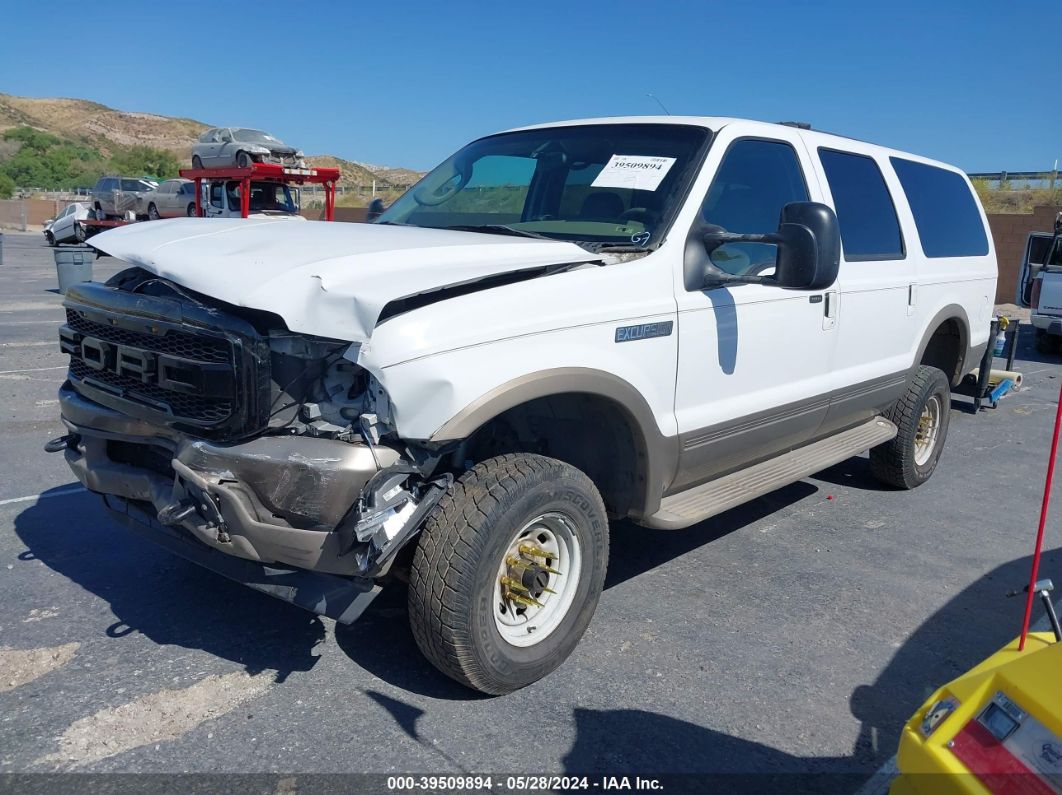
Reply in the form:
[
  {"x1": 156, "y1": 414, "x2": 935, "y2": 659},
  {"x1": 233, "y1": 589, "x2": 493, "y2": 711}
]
[{"x1": 645, "y1": 416, "x2": 898, "y2": 530}]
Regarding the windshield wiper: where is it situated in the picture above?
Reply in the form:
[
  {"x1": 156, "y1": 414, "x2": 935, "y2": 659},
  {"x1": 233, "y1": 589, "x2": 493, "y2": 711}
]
[{"x1": 440, "y1": 224, "x2": 557, "y2": 241}]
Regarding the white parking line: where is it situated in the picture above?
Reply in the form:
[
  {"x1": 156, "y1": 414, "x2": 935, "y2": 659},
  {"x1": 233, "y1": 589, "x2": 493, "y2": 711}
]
[
  {"x1": 0, "y1": 485, "x2": 85, "y2": 507},
  {"x1": 0, "y1": 366, "x2": 66, "y2": 375}
]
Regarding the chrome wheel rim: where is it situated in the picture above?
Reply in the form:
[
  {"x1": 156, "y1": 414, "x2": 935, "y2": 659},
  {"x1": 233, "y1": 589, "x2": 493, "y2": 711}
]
[
  {"x1": 493, "y1": 512, "x2": 581, "y2": 648},
  {"x1": 914, "y1": 395, "x2": 941, "y2": 466}
]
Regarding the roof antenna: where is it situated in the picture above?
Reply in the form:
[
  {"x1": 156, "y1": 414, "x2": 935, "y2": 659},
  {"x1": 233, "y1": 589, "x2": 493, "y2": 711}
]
[{"x1": 646, "y1": 93, "x2": 672, "y2": 115}]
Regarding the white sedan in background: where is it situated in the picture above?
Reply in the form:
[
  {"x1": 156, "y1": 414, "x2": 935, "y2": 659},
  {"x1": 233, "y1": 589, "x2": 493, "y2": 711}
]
[{"x1": 43, "y1": 202, "x2": 90, "y2": 245}]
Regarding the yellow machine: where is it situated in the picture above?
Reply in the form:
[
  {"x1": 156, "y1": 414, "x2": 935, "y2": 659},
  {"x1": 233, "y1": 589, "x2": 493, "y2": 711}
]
[{"x1": 892, "y1": 583, "x2": 1062, "y2": 795}]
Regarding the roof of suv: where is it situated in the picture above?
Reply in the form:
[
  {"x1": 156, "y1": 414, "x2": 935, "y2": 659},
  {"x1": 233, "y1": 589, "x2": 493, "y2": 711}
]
[{"x1": 504, "y1": 115, "x2": 963, "y2": 174}]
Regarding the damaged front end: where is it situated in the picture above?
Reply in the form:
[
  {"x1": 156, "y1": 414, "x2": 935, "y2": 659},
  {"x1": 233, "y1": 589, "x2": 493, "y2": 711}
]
[{"x1": 51, "y1": 267, "x2": 450, "y2": 623}]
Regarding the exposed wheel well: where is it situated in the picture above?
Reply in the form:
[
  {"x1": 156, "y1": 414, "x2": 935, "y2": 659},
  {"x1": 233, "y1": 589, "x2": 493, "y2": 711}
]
[
  {"x1": 920, "y1": 318, "x2": 967, "y2": 387},
  {"x1": 461, "y1": 393, "x2": 646, "y2": 520}
]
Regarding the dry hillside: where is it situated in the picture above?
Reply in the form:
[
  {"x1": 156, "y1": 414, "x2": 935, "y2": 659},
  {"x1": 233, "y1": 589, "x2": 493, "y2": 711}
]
[{"x1": 0, "y1": 92, "x2": 421, "y2": 186}]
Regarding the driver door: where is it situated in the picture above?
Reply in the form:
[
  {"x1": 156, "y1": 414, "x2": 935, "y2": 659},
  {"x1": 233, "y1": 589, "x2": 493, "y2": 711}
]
[{"x1": 670, "y1": 126, "x2": 839, "y2": 492}]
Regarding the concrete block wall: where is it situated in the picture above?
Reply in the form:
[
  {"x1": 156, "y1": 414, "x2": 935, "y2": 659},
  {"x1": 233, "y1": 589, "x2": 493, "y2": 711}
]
[{"x1": 988, "y1": 205, "x2": 1061, "y2": 304}]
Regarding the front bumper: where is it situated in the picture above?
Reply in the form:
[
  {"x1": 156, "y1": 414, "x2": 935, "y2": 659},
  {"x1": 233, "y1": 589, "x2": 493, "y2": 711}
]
[{"x1": 59, "y1": 384, "x2": 399, "y2": 579}]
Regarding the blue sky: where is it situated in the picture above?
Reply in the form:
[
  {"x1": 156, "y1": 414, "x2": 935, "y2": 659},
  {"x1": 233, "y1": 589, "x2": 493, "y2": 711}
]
[{"x1": 2, "y1": 1, "x2": 1059, "y2": 172}]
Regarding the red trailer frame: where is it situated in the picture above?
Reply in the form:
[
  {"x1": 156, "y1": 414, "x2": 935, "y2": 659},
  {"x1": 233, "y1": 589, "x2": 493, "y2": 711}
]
[{"x1": 178, "y1": 163, "x2": 341, "y2": 221}]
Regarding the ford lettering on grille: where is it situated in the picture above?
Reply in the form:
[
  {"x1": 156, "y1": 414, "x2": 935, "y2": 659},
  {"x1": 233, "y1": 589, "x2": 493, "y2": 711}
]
[{"x1": 60, "y1": 312, "x2": 238, "y2": 426}]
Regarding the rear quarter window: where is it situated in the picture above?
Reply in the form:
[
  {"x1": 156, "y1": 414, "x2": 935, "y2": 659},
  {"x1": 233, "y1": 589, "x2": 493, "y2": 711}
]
[
  {"x1": 818, "y1": 148, "x2": 903, "y2": 261},
  {"x1": 890, "y1": 158, "x2": 989, "y2": 258}
]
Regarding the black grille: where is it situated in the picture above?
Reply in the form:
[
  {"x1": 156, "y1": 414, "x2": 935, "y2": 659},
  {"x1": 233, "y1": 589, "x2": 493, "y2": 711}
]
[
  {"x1": 65, "y1": 309, "x2": 231, "y2": 363},
  {"x1": 61, "y1": 280, "x2": 268, "y2": 439},
  {"x1": 69, "y1": 358, "x2": 235, "y2": 423}
]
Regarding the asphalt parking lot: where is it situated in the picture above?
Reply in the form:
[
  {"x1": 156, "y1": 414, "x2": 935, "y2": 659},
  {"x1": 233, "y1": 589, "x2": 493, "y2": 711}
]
[{"x1": 2, "y1": 228, "x2": 1061, "y2": 793}]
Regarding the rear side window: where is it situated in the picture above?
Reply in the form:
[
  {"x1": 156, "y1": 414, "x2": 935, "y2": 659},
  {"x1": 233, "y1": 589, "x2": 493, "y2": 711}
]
[
  {"x1": 818, "y1": 149, "x2": 903, "y2": 261},
  {"x1": 890, "y1": 158, "x2": 988, "y2": 257}
]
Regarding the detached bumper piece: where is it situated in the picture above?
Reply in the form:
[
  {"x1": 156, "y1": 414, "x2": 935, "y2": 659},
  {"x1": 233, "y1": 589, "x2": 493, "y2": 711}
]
[{"x1": 103, "y1": 494, "x2": 380, "y2": 624}]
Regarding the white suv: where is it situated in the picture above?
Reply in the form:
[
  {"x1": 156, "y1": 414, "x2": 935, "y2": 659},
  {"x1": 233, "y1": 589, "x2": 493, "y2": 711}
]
[{"x1": 54, "y1": 116, "x2": 996, "y2": 694}]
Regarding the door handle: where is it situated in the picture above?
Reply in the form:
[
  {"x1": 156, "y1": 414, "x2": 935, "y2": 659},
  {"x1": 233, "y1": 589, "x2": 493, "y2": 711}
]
[{"x1": 822, "y1": 290, "x2": 838, "y2": 330}]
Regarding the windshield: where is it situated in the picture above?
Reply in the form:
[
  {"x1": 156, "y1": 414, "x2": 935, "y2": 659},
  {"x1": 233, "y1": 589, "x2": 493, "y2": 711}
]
[
  {"x1": 378, "y1": 123, "x2": 711, "y2": 248},
  {"x1": 234, "y1": 129, "x2": 280, "y2": 145},
  {"x1": 224, "y1": 180, "x2": 296, "y2": 214}
]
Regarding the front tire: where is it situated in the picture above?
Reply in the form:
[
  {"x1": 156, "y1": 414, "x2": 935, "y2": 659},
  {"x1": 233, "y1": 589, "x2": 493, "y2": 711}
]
[
  {"x1": 870, "y1": 365, "x2": 951, "y2": 489},
  {"x1": 186, "y1": 203, "x2": 197, "y2": 217},
  {"x1": 408, "y1": 454, "x2": 608, "y2": 695},
  {"x1": 236, "y1": 150, "x2": 253, "y2": 168},
  {"x1": 147, "y1": 203, "x2": 160, "y2": 221},
  {"x1": 45, "y1": 231, "x2": 55, "y2": 246}
]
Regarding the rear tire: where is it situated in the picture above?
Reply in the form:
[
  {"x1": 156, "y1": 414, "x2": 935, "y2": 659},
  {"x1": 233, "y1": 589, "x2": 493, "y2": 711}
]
[
  {"x1": 408, "y1": 453, "x2": 608, "y2": 695},
  {"x1": 870, "y1": 365, "x2": 951, "y2": 489},
  {"x1": 186, "y1": 203, "x2": 197, "y2": 217}
]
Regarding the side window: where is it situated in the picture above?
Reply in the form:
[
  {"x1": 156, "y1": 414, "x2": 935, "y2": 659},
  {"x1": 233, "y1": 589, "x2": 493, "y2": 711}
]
[
  {"x1": 701, "y1": 139, "x2": 809, "y2": 275},
  {"x1": 209, "y1": 184, "x2": 223, "y2": 209},
  {"x1": 818, "y1": 149, "x2": 904, "y2": 261},
  {"x1": 890, "y1": 158, "x2": 989, "y2": 257}
]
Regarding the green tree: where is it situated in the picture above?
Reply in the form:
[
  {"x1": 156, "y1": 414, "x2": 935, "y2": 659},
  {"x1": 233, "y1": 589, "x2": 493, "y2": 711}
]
[
  {"x1": 110, "y1": 146, "x2": 179, "y2": 180},
  {"x1": 0, "y1": 171, "x2": 15, "y2": 199}
]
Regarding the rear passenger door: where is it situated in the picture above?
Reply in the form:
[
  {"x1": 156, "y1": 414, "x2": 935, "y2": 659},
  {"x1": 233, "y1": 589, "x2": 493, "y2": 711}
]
[
  {"x1": 805, "y1": 142, "x2": 913, "y2": 435},
  {"x1": 671, "y1": 128, "x2": 839, "y2": 492}
]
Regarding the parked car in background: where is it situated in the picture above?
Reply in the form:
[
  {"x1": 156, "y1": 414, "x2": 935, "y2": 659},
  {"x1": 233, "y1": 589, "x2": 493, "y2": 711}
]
[
  {"x1": 192, "y1": 128, "x2": 305, "y2": 170},
  {"x1": 91, "y1": 176, "x2": 157, "y2": 220},
  {"x1": 1016, "y1": 213, "x2": 1062, "y2": 354},
  {"x1": 201, "y1": 179, "x2": 304, "y2": 219},
  {"x1": 43, "y1": 202, "x2": 90, "y2": 245},
  {"x1": 146, "y1": 179, "x2": 198, "y2": 220}
]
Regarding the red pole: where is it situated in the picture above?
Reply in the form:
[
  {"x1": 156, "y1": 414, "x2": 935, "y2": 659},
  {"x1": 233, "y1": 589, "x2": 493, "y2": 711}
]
[
  {"x1": 194, "y1": 177, "x2": 201, "y2": 217},
  {"x1": 241, "y1": 177, "x2": 250, "y2": 218},
  {"x1": 1019, "y1": 381, "x2": 1062, "y2": 650}
]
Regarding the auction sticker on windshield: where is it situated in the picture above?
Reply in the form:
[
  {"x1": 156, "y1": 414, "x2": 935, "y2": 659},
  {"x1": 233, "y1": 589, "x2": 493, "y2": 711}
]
[{"x1": 591, "y1": 155, "x2": 676, "y2": 191}]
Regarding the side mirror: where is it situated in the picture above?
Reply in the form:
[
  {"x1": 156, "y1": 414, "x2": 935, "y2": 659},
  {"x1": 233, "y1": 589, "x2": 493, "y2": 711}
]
[
  {"x1": 366, "y1": 197, "x2": 386, "y2": 223},
  {"x1": 688, "y1": 202, "x2": 841, "y2": 291}
]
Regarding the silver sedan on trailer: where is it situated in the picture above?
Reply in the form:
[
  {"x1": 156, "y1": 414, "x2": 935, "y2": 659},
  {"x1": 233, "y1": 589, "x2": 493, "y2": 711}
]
[{"x1": 191, "y1": 128, "x2": 306, "y2": 170}]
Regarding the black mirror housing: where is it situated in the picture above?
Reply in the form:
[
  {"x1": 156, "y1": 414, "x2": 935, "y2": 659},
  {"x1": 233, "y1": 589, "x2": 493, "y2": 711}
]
[
  {"x1": 685, "y1": 201, "x2": 840, "y2": 292},
  {"x1": 773, "y1": 202, "x2": 841, "y2": 290},
  {"x1": 366, "y1": 198, "x2": 386, "y2": 223}
]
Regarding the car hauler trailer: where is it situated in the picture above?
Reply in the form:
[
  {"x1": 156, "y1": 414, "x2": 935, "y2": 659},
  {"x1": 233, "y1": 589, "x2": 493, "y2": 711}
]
[{"x1": 179, "y1": 162, "x2": 341, "y2": 220}]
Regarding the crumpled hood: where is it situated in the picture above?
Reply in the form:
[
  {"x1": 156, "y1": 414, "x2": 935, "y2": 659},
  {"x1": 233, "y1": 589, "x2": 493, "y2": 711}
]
[{"x1": 89, "y1": 218, "x2": 594, "y2": 341}]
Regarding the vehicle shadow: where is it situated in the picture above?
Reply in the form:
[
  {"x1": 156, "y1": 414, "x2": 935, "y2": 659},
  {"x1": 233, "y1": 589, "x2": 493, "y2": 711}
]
[
  {"x1": 1012, "y1": 321, "x2": 1061, "y2": 366},
  {"x1": 333, "y1": 586, "x2": 483, "y2": 701},
  {"x1": 847, "y1": 545, "x2": 1062, "y2": 771},
  {"x1": 13, "y1": 487, "x2": 326, "y2": 683},
  {"x1": 606, "y1": 481, "x2": 817, "y2": 589}
]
